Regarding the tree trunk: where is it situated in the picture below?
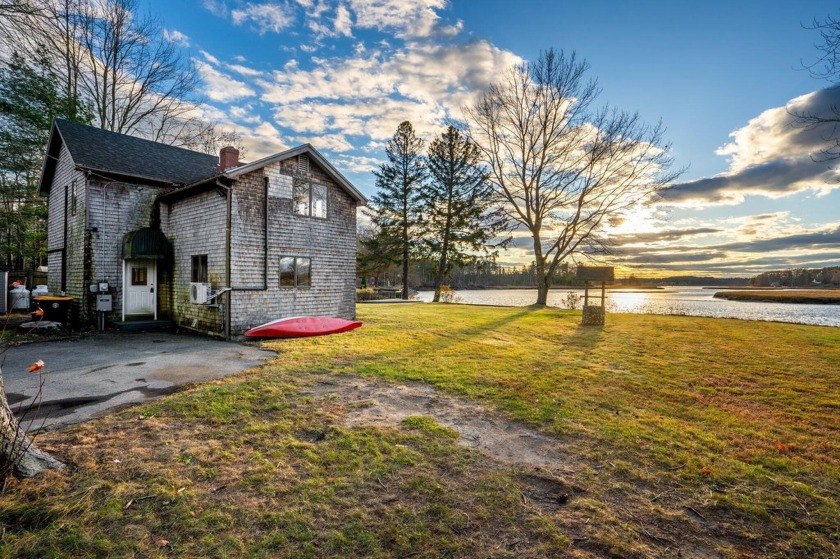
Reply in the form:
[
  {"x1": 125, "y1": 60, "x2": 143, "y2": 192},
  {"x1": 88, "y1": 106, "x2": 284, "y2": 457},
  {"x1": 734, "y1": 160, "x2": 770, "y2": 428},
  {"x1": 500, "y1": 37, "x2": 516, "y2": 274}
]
[
  {"x1": 401, "y1": 248, "x2": 409, "y2": 300},
  {"x1": 533, "y1": 245, "x2": 549, "y2": 306},
  {"x1": 0, "y1": 369, "x2": 65, "y2": 479}
]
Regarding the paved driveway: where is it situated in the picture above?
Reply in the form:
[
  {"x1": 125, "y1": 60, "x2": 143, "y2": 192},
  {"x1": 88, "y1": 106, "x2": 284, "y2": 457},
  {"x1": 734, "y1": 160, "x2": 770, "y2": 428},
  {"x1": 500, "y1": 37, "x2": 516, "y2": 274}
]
[{"x1": 1, "y1": 332, "x2": 275, "y2": 429}]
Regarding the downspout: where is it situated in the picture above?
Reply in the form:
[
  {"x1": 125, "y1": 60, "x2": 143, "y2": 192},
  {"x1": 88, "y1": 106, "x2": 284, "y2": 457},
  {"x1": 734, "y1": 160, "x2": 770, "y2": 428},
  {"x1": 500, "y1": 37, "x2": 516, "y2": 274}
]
[
  {"x1": 61, "y1": 184, "x2": 68, "y2": 293},
  {"x1": 225, "y1": 181, "x2": 232, "y2": 341},
  {"x1": 263, "y1": 176, "x2": 268, "y2": 289},
  {"x1": 220, "y1": 175, "x2": 270, "y2": 339}
]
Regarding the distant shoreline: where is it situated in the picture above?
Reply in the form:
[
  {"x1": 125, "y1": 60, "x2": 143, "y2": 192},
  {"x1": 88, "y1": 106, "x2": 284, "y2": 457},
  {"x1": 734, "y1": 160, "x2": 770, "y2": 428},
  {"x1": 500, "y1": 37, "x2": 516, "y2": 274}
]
[{"x1": 713, "y1": 290, "x2": 840, "y2": 304}]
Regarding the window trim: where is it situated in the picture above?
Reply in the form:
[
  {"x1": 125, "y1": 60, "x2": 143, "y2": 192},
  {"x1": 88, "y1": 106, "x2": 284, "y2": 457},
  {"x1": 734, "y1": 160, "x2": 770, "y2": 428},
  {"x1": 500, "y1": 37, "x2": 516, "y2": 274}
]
[{"x1": 278, "y1": 256, "x2": 312, "y2": 288}]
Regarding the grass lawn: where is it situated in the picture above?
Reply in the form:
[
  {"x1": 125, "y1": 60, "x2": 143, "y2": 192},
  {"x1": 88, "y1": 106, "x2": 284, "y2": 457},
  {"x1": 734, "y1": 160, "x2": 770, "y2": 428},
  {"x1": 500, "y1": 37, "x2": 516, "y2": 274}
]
[{"x1": 1, "y1": 304, "x2": 838, "y2": 558}]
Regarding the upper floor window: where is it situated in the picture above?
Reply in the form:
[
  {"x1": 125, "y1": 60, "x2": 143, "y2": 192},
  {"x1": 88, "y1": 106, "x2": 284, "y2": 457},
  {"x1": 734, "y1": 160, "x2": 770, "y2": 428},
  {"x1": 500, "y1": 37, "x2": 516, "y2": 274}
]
[{"x1": 293, "y1": 180, "x2": 327, "y2": 219}]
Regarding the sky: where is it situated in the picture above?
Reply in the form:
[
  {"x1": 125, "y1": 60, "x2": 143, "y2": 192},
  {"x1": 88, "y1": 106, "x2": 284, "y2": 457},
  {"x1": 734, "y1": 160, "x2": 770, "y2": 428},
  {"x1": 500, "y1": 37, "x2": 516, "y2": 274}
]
[{"x1": 144, "y1": 0, "x2": 840, "y2": 277}]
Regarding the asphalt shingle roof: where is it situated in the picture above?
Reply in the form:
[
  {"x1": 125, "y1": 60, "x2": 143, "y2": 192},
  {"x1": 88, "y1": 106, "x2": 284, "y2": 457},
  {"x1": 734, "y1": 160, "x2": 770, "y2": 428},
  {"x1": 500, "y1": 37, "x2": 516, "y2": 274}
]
[{"x1": 54, "y1": 119, "x2": 220, "y2": 186}]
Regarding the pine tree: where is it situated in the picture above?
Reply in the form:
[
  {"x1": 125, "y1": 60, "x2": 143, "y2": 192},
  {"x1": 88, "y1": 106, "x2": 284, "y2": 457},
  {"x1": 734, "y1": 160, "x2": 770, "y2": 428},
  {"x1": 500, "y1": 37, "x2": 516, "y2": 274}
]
[
  {"x1": 0, "y1": 51, "x2": 91, "y2": 271},
  {"x1": 423, "y1": 126, "x2": 508, "y2": 301},
  {"x1": 366, "y1": 121, "x2": 426, "y2": 299}
]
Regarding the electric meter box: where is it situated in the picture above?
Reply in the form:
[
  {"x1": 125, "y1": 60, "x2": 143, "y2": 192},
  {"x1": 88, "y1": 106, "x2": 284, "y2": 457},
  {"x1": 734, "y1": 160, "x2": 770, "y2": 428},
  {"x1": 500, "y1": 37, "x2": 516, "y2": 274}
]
[{"x1": 96, "y1": 294, "x2": 113, "y2": 312}]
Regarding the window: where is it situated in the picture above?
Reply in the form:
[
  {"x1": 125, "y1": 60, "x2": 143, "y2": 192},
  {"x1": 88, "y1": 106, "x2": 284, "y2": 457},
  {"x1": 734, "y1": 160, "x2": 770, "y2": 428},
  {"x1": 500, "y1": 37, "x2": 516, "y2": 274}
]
[
  {"x1": 131, "y1": 266, "x2": 147, "y2": 285},
  {"x1": 70, "y1": 180, "x2": 77, "y2": 216},
  {"x1": 279, "y1": 256, "x2": 311, "y2": 287},
  {"x1": 191, "y1": 255, "x2": 208, "y2": 283},
  {"x1": 292, "y1": 179, "x2": 328, "y2": 219}
]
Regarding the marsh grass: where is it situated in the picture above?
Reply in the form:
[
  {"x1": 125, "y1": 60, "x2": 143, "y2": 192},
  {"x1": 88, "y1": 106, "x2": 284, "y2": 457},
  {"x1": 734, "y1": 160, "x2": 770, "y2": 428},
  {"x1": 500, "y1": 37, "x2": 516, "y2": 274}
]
[{"x1": 0, "y1": 304, "x2": 837, "y2": 557}]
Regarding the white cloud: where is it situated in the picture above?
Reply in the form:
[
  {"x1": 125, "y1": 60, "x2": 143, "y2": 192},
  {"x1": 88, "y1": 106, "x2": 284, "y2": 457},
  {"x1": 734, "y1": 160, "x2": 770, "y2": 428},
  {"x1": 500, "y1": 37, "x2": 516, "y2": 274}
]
[
  {"x1": 333, "y1": 154, "x2": 382, "y2": 173},
  {"x1": 200, "y1": 50, "x2": 221, "y2": 65},
  {"x1": 232, "y1": 2, "x2": 296, "y2": 35},
  {"x1": 201, "y1": 0, "x2": 229, "y2": 17},
  {"x1": 163, "y1": 28, "x2": 190, "y2": 47},
  {"x1": 195, "y1": 60, "x2": 257, "y2": 102},
  {"x1": 256, "y1": 40, "x2": 519, "y2": 143},
  {"x1": 228, "y1": 64, "x2": 263, "y2": 77},
  {"x1": 334, "y1": 4, "x2": 353, "y2": 37},
  {"x1": 663, "y1": 87, "x2": 840, "y2": 207},
  {"x1": 295, "y1": 132, "x2": 353, "y2": 152},
  {"x1": 347, "y1": 0, "x2": 450, "y2": 38}
]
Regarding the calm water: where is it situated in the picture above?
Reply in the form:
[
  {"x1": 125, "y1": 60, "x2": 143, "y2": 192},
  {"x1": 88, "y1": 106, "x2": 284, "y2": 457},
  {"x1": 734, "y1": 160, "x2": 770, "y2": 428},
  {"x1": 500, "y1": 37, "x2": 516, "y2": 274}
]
[{"x1": 415, "y1": 287, "x2": 840, "y2": 327}]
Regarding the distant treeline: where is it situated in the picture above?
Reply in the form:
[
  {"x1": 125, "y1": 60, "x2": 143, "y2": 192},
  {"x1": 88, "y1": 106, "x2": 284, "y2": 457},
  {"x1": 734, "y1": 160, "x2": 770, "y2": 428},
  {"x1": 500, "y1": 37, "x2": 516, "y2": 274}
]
[
  {"x1": 750, "y1": 267, "x2": 840, "y2": 287},
  {"x1": 410, "y1": 262, "x2": 750, "y2": 289},
  {"x1": 411, "y1": 260, "x2": 581, "y2": 289}
]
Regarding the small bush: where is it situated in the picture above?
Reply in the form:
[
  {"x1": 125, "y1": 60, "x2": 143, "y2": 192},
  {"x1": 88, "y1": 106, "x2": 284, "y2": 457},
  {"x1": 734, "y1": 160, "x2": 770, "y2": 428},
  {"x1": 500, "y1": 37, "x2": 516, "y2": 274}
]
[
  {"x1": 438, "y1": 285, "x2": 461, "y2": 304},
  {"x1": 355, "y1": 288, "x2": 376, "y2": 302}
]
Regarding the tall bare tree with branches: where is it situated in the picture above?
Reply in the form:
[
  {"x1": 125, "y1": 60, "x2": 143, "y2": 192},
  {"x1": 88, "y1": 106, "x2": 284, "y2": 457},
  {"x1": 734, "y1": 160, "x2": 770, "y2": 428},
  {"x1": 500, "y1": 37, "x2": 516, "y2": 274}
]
[
  {"x1": 465, "y1": 49, "x2": 679, "y2": 306},
  {"x1": 0, "y1": 0, "x2": 234, "y2": 151}
]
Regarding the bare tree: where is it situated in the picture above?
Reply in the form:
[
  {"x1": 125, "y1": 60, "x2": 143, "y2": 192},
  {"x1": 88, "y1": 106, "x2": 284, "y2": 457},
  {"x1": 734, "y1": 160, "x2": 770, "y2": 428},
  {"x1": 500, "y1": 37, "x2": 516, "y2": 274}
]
[
  {"x1": 77, "y1": 0, "x2": 198, "y2": 138},
  {"x1": 0, "y1": 0, "x2": 228, "y2": 149},
  {"x1": 793, "y1": 13, "x2": 840, "y2": 161},
  {"x1": 0, "y1": 0, "x2": 41, "y2": 18},
  {"x1": 465, "y1": 49, "x2": 679, "y2": 306}
]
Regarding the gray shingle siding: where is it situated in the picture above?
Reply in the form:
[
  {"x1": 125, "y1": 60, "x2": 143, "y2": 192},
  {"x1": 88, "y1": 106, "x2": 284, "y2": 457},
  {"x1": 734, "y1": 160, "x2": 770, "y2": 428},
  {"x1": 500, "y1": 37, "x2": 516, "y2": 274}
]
[{"x1": 228, "y1": 159, "x2": 357, "y2": 335}]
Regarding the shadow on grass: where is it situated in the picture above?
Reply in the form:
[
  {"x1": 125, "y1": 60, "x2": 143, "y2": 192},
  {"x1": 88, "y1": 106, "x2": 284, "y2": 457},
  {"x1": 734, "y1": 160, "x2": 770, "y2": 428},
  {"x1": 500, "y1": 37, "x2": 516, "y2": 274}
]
[
  {"x1": 568, "y1": 322, "x2": 604, "y2": 352},
  {"x1": 412, "y1": 307, "x2": 537, "y2": 354}
]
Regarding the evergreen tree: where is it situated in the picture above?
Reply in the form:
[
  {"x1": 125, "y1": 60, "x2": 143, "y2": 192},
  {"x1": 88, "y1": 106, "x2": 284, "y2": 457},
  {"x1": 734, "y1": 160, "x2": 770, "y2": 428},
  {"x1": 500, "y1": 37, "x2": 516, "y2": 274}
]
[
  {"x1": 366, "y1": 121, "x2": 426, "y2": 299},
  {"x1": 423, "y1": 126, "x2": 508, "y2": 301},
  {"x1": 0, "y1": 52, "x2": 91, "y2": 272}
]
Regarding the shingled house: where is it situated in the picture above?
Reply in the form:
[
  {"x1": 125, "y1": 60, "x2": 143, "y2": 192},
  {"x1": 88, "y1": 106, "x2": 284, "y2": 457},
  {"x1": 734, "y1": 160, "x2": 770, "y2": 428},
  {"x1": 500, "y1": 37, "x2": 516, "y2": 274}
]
[{"x1": 38, "y1": 119, "x2": 366, "y2": 338}]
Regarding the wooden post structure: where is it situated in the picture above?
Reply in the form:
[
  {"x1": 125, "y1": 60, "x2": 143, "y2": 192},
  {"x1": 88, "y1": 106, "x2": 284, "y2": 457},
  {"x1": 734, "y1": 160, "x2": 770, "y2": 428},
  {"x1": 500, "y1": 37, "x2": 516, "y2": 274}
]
[{"x1": 576, "y1": 266, "x2": 614, "y2": 326}]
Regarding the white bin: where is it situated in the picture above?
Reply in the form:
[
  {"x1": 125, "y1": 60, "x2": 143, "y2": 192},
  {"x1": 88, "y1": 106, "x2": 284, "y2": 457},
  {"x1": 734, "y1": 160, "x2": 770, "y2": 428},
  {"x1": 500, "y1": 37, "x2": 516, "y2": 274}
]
[{"x1": 10, "y1": 286, "x2": 30, "y2": 310}]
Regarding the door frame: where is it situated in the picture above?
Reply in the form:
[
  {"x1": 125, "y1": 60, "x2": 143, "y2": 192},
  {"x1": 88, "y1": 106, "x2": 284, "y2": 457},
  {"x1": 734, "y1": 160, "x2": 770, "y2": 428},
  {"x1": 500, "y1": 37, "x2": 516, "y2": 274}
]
[{"x1": 122, "y1": 259, "x2": 157, "y2": 321}]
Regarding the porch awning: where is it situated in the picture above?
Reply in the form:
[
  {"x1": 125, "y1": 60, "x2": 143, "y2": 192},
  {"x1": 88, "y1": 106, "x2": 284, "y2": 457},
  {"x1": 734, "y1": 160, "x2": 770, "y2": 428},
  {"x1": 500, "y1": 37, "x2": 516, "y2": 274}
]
[{"x1": 122, "y1": 228, "x2": 171, "y2": 260}]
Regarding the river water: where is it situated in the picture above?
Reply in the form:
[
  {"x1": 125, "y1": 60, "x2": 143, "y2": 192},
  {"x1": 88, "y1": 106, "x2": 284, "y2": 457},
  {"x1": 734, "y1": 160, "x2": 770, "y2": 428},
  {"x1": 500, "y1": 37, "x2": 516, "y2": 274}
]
[{"x1": 415, "y1": 287, "x2": 840, "y2": 327}]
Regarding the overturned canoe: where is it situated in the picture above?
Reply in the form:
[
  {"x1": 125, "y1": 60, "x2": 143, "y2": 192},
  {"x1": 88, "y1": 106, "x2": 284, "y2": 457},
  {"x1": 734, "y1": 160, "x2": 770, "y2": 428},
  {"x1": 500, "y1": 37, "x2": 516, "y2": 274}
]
[{"x1": 244, "y1": 316, "x2": 363, "y2": 338}]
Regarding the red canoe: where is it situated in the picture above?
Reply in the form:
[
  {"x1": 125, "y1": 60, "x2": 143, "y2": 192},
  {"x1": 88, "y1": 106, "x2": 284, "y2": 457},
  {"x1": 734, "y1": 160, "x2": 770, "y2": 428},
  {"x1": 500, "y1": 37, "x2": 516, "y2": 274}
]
[{"x1": 244, "y1": 316, "x2": 363, "y2": 338}]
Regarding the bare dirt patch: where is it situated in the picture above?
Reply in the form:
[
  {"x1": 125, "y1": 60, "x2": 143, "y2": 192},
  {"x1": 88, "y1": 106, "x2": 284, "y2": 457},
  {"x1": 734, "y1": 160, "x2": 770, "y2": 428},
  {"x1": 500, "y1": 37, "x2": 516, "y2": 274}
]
[
  {"x1": 305, "y1": 374, "x2": 748, "y2": 559},
  {"x1": 306, "y1": 375, "x2": 574, "y2": 474}
]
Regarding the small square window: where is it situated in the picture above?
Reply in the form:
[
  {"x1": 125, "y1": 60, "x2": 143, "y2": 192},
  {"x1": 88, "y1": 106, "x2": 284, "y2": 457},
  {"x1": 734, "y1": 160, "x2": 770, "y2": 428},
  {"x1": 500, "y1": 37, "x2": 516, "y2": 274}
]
[
  {"x1": 192, "y1": 255, "x2": 208, "y2": 283},
  {"x1": 279, "y1": 256, "x2": 311, "y2": 287}
]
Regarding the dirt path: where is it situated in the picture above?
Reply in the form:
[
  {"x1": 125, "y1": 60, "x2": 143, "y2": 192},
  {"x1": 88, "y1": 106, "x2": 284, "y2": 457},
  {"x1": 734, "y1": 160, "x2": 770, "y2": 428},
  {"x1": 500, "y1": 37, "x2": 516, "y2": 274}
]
[{"x1": 306, "y1": 375, "x2": 573, "y2": 475}]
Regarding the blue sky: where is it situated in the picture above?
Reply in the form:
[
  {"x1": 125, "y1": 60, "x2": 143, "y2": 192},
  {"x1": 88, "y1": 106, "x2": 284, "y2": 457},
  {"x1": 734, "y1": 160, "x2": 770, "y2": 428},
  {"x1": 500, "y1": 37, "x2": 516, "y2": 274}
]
[{"x1": 146, "y1": 0, "x2": 840, "y2": 276}]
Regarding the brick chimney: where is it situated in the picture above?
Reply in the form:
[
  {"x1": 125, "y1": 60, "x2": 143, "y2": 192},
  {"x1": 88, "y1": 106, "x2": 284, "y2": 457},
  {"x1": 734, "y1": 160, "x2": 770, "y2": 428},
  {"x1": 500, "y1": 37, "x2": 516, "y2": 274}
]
[{"x1": 219, "y1": 146, "x2": 240, "y2": 171}]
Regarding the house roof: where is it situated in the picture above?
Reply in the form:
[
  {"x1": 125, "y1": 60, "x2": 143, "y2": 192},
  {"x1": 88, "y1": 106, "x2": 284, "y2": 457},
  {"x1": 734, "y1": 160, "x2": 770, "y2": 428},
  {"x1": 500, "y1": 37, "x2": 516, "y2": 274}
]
[
  {"x1": 39, "y1": 120, "x2": 367, "y2": 206},
  {"x1": 160, "y1": 144, "x2": 368, "y2": 206},
  {"x1": 39, "y1": 119, "x2": 219, "y2": 195}
]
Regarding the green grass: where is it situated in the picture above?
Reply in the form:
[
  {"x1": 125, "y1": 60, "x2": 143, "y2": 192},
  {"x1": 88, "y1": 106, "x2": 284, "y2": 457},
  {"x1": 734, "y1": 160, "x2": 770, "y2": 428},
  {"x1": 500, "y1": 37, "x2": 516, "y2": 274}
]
[{"x1": 1, "y1": 304, "x2": 838, "y2": 558}]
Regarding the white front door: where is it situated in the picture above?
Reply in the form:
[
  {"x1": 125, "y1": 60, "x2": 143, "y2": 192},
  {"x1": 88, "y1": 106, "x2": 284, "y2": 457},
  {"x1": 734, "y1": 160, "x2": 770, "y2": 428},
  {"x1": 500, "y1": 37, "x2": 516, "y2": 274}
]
[{"x1": 123, "y1": 260, "x2": 156, "y2": 319}]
